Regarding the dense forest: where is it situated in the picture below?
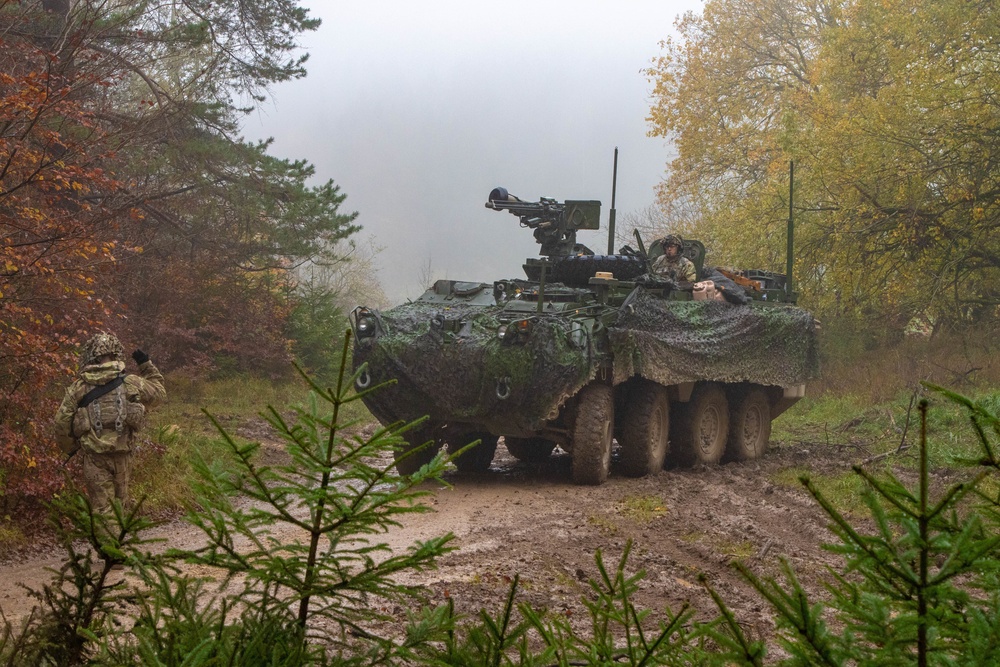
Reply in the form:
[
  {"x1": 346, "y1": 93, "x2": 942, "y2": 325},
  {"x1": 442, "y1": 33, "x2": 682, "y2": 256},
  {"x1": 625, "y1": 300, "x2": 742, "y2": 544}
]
[{"x1": 0, "y1": 0, "x2": 360, "y2": 505}]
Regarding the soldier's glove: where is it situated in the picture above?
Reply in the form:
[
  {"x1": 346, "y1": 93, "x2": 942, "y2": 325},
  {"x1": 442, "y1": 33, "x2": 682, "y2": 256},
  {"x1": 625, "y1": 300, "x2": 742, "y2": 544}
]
[{"x1": 132, "y1": 349, "x2": 150, "y2": 365}]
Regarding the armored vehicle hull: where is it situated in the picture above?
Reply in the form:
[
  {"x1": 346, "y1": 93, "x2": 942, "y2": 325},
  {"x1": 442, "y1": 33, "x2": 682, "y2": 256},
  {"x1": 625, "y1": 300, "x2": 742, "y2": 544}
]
[{"x1": 352, "y1": 189, "x2": 819, "y2": 484}]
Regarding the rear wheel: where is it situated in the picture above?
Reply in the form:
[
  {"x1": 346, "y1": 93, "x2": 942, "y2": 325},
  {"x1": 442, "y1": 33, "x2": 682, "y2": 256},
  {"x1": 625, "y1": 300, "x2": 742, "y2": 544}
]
[
  {"x1": 671, "y1": 383, "x2": 729, "y2": 466},
  {"x1": 571, "y1": 383, "x2": 615, "y2": 485},
  {"x1": 727, "y1": 388, "x2": 771, "y2": 461},
  {"x1": 393, "y1": 425, "x2": 442, "y2": 476},
  {"x1": 503, "y1": 437, "x2": 556, "y2": 463},
  {"x1": 619, "y1": 380, "x2": 669, "y2": 477},
  {"x1": 447, "y1": 433, "x2": 499, "y2": 473}
]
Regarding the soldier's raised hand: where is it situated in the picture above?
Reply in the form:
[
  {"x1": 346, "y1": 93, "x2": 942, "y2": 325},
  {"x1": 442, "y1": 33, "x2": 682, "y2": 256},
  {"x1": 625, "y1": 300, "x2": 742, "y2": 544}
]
[{"x1": 132, "y1": 349, "x2": 150, "y2": 365}]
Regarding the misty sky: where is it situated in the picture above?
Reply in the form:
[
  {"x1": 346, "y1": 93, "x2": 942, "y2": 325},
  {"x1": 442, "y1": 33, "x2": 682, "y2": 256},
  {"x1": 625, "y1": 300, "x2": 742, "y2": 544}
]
[{"x1": 246, "y1": 0, "x2": 703, "y2": 304}]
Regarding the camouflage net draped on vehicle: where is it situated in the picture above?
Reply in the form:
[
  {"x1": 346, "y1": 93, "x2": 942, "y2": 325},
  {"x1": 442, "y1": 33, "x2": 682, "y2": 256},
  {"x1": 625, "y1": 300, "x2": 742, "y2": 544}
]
[
  {"x1": 608, "y1": 289, "x2": 819, "y2": 388},
  {"x1": 353, "y1": 301, "x2": 594, "y2": 434}
]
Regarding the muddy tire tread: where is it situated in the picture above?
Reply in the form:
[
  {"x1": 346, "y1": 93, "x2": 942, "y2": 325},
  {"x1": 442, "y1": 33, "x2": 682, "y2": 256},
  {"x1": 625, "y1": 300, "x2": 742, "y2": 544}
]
[
  {"x1": 671, "y1": 383, "x2": 729, "y2": 466},
  {"x1": 571, "y1": 383, "x2": 615, "y2": 485},
  {"x1": 727, "y1": 387, "x2": 772, "y2": 461},
  {"x1": 619, "y1": 380, "x2": 670, "y2": 477}
]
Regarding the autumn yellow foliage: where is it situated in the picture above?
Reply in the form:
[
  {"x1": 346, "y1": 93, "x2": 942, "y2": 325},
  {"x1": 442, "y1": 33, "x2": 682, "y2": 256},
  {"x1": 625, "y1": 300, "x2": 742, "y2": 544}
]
[{"x1": 647, "y1": 0, "x2": 1000, "y2": 333}]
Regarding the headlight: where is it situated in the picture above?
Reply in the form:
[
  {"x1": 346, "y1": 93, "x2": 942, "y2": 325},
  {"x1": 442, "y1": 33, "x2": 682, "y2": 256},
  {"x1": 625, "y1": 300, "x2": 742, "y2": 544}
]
[
  {"x1": 354, "y1": 308, "x2": 378, "y2": 339},
  {"x1": 499, "y1": 319, "x2": 533, "y2": 344}
]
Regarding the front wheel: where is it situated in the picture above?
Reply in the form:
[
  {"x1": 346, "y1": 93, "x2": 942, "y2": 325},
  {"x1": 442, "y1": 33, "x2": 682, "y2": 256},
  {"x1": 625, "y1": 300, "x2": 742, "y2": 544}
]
[
  {"x1": 571, "y1": 383, "x2": 615, "y2": 485},
  {"x1": 447, "y1": 433, "x2": 499, "y2": 473},
  {"x1": 671, "y1": 383, "x2": 729, "y2": 466},
  {"x1": 727, "y1": 388, "x2": 771, "y2": 461},
  {"x1": 503, "y1": 437, "x2": 556, "y2": 463},
  {"x1": 618, "y1": 380, "x2": 669, "y2": 477},
  {"x1": 393, "y1": 425, "x2": 442, "y2": 476}
]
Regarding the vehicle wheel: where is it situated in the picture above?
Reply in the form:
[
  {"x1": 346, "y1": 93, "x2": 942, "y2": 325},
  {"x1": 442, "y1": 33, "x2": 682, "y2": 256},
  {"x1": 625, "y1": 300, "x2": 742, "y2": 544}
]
[
  {"x1": 571, "y1": 383, "x2": 615, "y2": 485},
  {"x1": 619, "y1": 380, "x2": 669, "y2": 477},
  {"x1": 503, "y1": 437, "x2": 556, "y2": 463},
  {"x1": 671, "y1": 383, "x2": 729, "y2": 466},
  {"x1": 447, "y1": 433, "x2": 499, "y2": 473},
  {"x1": 393, "y1": 426, "x2": 442, "y2": 476},
  {"x1": 727, "y1": 388, "x2": 771, "y2": 461},
  {"x1": 550, "y1": 254, "x2": 646, "y2": 286}
]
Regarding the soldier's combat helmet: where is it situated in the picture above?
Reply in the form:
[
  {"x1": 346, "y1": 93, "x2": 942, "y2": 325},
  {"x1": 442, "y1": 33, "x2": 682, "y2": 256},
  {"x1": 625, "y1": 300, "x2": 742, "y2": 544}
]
[
  {"x1": 661, "y1": 234, "x2": 684, "y2": 250},
  {"x1": 81, "y1": 332, "x2": 125, "y2": 366}
]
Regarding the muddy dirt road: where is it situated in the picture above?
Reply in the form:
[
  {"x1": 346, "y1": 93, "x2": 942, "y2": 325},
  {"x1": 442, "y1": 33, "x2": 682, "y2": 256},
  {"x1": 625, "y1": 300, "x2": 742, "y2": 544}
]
[{"x1": 0, "y1": 432, "x2": 853, "y2": 637}]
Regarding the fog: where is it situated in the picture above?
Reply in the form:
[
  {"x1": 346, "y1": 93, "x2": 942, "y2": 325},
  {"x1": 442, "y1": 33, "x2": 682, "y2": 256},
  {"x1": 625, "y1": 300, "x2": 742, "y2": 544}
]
[{"x1": 246, "y1": 0, "x2": 702, "y2": 304}]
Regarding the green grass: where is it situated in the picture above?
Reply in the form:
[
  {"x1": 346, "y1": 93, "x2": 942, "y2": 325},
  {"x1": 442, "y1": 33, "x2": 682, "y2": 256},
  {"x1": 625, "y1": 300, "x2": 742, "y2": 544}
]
[
  {"x1": 617, "y1": 494, "x2": 668, "y2": 523},
  {"x1": 773, "y1": 387, "x2": 1000, "y2": 471},
  {"x1": 587, "y1": 514, "x2": 619, "y2": 534},
  {"x1": 132, "y1": 371, "x2": 377, "y2": 516},
  {"x1": 0, "y1": 518, "x2": 26, "y2": 554},
  {"x1": 159, "y1": 374, "x2": 314, "y2": 430},
  {"x1": 715, "y1": 539, "x2": 755, "y2": 560},
  {"x1": 762, "y1": 385, "x2": 1000, "y2": 522},
  {"x1": 769, "y1": 467, "x2": 871, "y2": 518}
]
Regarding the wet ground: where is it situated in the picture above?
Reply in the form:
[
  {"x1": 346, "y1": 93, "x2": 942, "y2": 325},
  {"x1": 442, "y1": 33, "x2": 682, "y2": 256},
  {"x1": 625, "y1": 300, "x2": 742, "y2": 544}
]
[{"x1": 0, "y1": 432, "x2": 857, "y2": 641}]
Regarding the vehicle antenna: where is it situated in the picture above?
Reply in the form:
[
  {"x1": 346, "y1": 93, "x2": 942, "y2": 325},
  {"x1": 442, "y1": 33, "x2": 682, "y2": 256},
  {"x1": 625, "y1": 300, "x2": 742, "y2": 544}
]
[
  {"x1": 786, "y1": 160, "x2": 794, "y2": 297},
  {"x1": 607, "y1": 147, "x2": 618, "y2": 255}
]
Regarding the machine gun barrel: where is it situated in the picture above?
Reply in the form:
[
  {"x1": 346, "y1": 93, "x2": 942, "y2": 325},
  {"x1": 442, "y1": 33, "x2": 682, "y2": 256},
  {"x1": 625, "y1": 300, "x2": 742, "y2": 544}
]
[
  {"x1": 485, "y1": 187, "x2": 565, "y2": 228},
  {"x1": 485, "y1": 187, "x2": 602, "y2": 258}
]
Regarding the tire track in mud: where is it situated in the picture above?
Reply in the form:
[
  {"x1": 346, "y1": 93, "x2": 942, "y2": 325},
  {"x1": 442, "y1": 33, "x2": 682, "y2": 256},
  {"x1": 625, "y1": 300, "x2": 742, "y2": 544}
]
[{"x1": 0, "y1": 439, "x2": 850, "y2": 638}]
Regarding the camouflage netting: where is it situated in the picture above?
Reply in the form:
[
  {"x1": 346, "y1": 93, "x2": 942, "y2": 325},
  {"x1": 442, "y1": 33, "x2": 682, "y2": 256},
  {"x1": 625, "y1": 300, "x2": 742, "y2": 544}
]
[
  {"x1": 608, "y1": 289, "x2": 819, "y2": 387},
  {"x1": 354, "y1": 301, "x2": 595, "y2": 434}
]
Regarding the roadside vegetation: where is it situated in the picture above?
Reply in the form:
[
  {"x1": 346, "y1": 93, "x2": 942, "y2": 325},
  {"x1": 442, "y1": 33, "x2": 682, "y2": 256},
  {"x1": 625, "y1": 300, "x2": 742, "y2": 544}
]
[{"x1": 3, "y1": 336, "x2": 1000, "y2": 665}]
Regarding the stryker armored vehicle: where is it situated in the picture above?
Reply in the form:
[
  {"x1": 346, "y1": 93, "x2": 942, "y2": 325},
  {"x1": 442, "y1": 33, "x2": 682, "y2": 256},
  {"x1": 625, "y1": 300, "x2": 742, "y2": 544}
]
[{"x1": 351, "y1": 181, "x2": 819, "y2": 485}]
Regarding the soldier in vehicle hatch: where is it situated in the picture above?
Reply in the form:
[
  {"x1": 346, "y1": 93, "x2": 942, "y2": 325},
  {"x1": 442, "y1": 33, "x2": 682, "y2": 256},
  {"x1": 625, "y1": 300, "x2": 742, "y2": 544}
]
[
  {"x1": 54, "y1": 332, "x2": 166, "y2": 512},
  {"x1": 651, "y1": 234, "x2": 697, "y2": 283}
]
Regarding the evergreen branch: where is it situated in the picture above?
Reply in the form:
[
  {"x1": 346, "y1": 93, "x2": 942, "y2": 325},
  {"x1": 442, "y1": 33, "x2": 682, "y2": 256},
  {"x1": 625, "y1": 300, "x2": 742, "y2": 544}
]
[
  {"x1": 801, "y1": 475, "x2": 920, "y2": 590},
  {"x1": 851, "y1": 465, "x2": 920, "y2": 519},
  {"x1": 201, "y1": 408, "x2": 309, "y2": 531},
  {"x1": 734, "y1": 560, "x2": 841, "y2": 666},
  {"x1": 700, "y1": 570, "x2": 764, "y2": 666}
]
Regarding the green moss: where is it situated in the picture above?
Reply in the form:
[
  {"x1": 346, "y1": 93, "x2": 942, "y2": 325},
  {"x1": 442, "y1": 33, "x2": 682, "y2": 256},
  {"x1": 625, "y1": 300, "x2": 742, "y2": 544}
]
[
  {"x1": 588, "y1": 514, "x2": 619, "y2": 534},
  {"x1": 618, "y1": 494, "x2": 668, "y2": 523},
  {"x1": 715, "y1": 539, "x2": 756, "y2": 560}
]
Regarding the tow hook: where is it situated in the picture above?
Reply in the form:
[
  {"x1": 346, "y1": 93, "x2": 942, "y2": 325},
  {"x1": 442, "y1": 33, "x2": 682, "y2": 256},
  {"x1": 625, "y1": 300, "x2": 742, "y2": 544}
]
[{"x1": 496, "y1": 376, "x2": 511, "y2": 400}]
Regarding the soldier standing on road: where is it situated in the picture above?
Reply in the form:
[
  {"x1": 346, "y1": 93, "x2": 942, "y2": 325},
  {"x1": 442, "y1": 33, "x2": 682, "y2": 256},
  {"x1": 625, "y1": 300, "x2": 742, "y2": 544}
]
[
  {"x1": 650, "y1": 234, "x2": 697, "y2": 283},
  {"x1": 54, "y1": 332, "x2": 166, "y2": 512}
]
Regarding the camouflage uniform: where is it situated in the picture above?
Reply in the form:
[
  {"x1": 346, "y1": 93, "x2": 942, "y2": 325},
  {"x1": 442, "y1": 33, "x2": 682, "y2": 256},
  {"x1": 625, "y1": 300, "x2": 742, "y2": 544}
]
[
  {"x1": 651, "y1": 234, "x2": 697, "y2": 283},
  {"x1": 53, "y1": 333, "x2": 166, "y2": 511}
]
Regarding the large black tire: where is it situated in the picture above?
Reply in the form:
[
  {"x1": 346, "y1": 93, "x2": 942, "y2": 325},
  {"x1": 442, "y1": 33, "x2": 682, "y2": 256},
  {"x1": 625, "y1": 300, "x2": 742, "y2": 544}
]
[
  {"x1": 393, "y1": 426, "x2": 442, "y2": 476},
  {"x1": 671, "y1": 383, "x2": 729, "y2": 466},
  {"x1": 550, "y1": 254, "x2": 646, "y2": 286},
  {"x1": 571, "y1": 383, "x2": 615, "y2": 485},
  {"x1": 726, "y1": 387, "x2": 772, "y2": 461},
  {"x1": 447, "y1": 433, "x2": 499, "y2": 473},
  {"x1": 503, "y1": 437, "x2": 556, "y2": 463},
  {"x1": 619, "y1": 379, "x2": 670, "y2": 477}
]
